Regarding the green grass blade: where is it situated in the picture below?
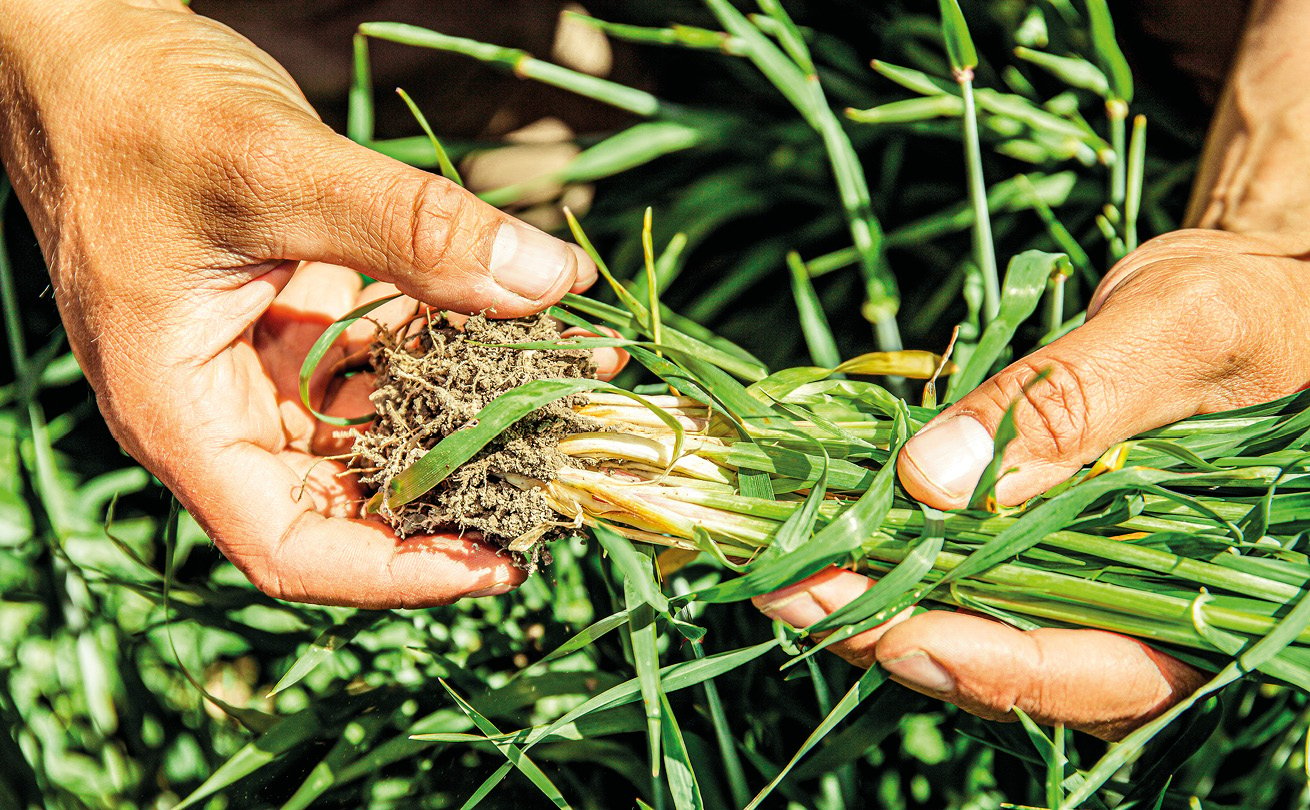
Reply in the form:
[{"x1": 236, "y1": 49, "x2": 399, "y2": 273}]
[
  {"x1": 937, "y1": 0, "x2": 978, "y2": 73},
  {"x1": 267, "y1": 612, "x2": 380, "y2": 698},
  {"x1": 642, "y1": 208, "x2": 664, "y2": 355},
  {"x1": 946, "y1": 250, "x2": 1065, "y2": 399},
  {"x1": 967, "y1": 391, "x2": 1027, "y2": 511},
  {"x1": 279, "y1": 713, "x2": 389, "y2": 810},
  {"x1": 1064, "y1": 583, "x2": 1310, "y2": 805},
  {"x1": 807, "y1": 508, "x2": 945, "y2": 635},
  {"x1": 565, "y1": 209, "x2": 656, "y2": 325},
  {"x1": 703, "y1": 0, "x2": 901, "y2": 354},
  {"x1": 960, "y1": 75, "x2": 1000, "y2": 324},
  {"x1": 1083, "y1": 0, "x2": 1133, "y2": 103},
  {"x1": 787, "y1": 252, "x2": 841, "y2": 368},
  {"x1": 521, "y1": 640, "x2": 781, "y2": 749},
  {"x1": 624, "y1": 577, "x2": 665, "y2": 790},
  {"x1": 297, "y1": 293, "x2": 400, "y2": 425},
  {"x1": 568, "y1": 121, "x2": 704, "y2": 182},
  {"x1": 440, "y1": 679, "x2": 573, "y2": 809},
  {"x1": 597, "y1": 525, "x2": 671, "y2": 614},
  {"x1": 558, "y1": 298, "x2": 766, "y2": 382},
  {"x1": 460, "y1": 763, "x2": 516, "y2": 810},
  {"x1": 845, "y1": 95, "x2": 964, "y2": 124},
  {"x1": 743, "y1": 666, "x2": 888, "y2": 809},
  {"x1": 513, "y1": 608, "x2": 636, "y2": 679},
  {"x1": 685, "y1": 642, "x2": 749, "y2": 808},
  {"x1": 1013, "y1": 47, "x2": 1108, "y2": 96},
  {"x1": 564, "y1": 11, "x2": 744, "y2": 54},
  {"x1": 395, "y1": 87, "x2": 463, "y2": 185},
  {"x1": 348, "y1": 33, "x2": 374, "y2": 144},
  {"x1": 691, "y1": 412, "x2": 906, "y2": 604},
  {"x1": 175, "y1": 711, "x2": 324, "y2": 809},
  {"x1": 358, "y1": 22, "x2": 661, "y2": 116},
  {"x1": 1012, "y1": 710, "x2": 1066, "y2": 810},
  {"x1": 1124, "y1": 114, "x2": 1148, "y2": 252},
  {"x1": 754, "y1": 0, "x2": 814, "y2": 73},
  {"x1": 943, "y1": 467, "x2": 1176, "y2": 588},
  {"x1": 759, "y1": 454, "x2": 828, "y2": 558},
  {"x1": 658, "y1": 692, "x2": 704, "y2": 810}
]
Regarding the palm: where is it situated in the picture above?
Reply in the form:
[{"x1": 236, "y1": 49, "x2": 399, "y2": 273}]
[{"x1": 170, "y1": 261, "x2": 524, "y2": 608}]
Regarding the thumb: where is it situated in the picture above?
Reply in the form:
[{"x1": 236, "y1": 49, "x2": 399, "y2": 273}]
[
  {"x1": 899, "y1": 232, "x2": 1310, "y2": 509},
  {"x1": 241, "y1": 124, "x2": 596, "y2": 318}
]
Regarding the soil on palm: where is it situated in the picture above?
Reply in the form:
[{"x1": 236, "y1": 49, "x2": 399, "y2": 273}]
[{"x1": 352, "y1": 313, "x2": 598, "y2": 571}]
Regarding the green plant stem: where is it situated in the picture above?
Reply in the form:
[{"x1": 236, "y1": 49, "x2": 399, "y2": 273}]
[
  {"x1": 348, "y1": 34, "x2": 374, "y2": 144},
  {"x1": 1124, "y1": 113, "x2": 1148, "y2": 252},
  {"x1": 1108, "y1": 98, "x2": 1128, "y2": 244},
  {"x1": 1042, "y1": 270, "x2": 1066, "y2": 342},
  {"x1": 358, "y1": 22, "x2": 663, "y2": 117},
  {"x1": 959, "y1": 72, "x2": 1000, "y2": 323}
]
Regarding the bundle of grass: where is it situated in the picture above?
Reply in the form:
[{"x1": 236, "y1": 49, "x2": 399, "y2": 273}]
[
  {"x1": 307, "y1": 229, "x2": 1310, "y2": 694},
  {"x1": 301, "y1": 232, "x2": 1310, "y2": 804}
]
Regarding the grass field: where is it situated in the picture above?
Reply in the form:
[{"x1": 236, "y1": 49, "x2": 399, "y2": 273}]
[{"x1": 3, "y1": 2, "x2": 1310, "y2": 809}]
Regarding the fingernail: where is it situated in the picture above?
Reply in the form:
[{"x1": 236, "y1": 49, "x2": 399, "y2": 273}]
[
  {"x1": 901, "y1": 415, "x2": 994, "y2": 501},
  {"x1": 466, "y1": 582, "x2": 515, "y2": 598},
  {"x1": 755, "y1": 590, "x2": 828, "y2": 628},
  {"x1": 490, "y1": 221, "x2": 574, "y2": 300},
  {"x1": 881, "y1": 651, "x2": 955, "y2": 694}
]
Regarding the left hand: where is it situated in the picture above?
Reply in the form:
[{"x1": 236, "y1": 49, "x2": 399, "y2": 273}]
[{"x1": 0, "y1": 0, "x2": 624, "y2": 608}]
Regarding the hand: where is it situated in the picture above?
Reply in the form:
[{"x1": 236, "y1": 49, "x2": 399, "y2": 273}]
[
  {"x1": 757, "y1": 229, "x2": 1310, "y2": 739},
  {"x1": 0, "y1": 0, "x2": 620, "y2": 607}
]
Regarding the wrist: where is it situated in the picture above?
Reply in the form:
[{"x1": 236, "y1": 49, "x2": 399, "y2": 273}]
[{"x1": 1186, "y1": 0, "x2": 1310, "y2": 249}]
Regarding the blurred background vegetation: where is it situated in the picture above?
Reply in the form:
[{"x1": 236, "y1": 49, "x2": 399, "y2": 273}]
[{"x1": 3, "y1": 1, "x2": 1308, "y2": 808}]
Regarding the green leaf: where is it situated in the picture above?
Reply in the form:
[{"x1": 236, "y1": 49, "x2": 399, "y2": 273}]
[
  {"x1": 1013, "y1": 47, "x2": 1109, "y2": 97},
  {"x1": 937, "y1": 0, "x2": 978, "y2": 72},
  {"x1": 659, "y1": 692, "x2": 704, "y2": 810},
  {"x1": 348, "y1": 34, "x2": 374, "y2": 144},
  {"x1": 514, "y1": 640, "x2": 781, "y2": 749},
  {"x1": 359, "y1": 22, "x2": 662, "y2": 116},
  {"x1": 557, "y1": 294, "x2": 767, "y2": 381},
  {"x1": 440, "y1": 679, "x2": 573, "y2": 808},
  {"x1": 1064, "y1": 582, "x2": 1310, "y2": 805},
  {"x1": 623, "y1": 574, "x2": 665, "y2": 784},
  {"x1": 787, "y1": 251, "x2": 841, "y2": 368},
  {"x1": 459, "y1": 763, "x2": 515, "y2": 810},
  {"x1": 298, "y1": 294, "x2": 401, "y2": 426},
  {"x1": 744, "y1": 666, "x2": 888, "y2": 808},
  {"x1": 267, "y1": 612, "x2": 381, "y2": 698},
  {"x1": 395, "y1": 87, "x2": 463, "y2": 185},
  {"x1": 176, "y1": 711, "x2": 324, "y2": 809},
  {"x1": 513, "y1": 609, "x2": 636, "y2": 679},
  {"x1": 968, "y1": 375, "x2": 1041, "y2": 511},
  {"x1": 946, "y1": 250, "x2": 1066, "y2": 399},
  {"x1": 597, "y1": 525, "x2": 671, "y2": 614},
  {"x1": 691, "y1": 410, "x2": 907, "y2": 604},
  {"x1": 1083, "y1": 0, "x2": 1133, "y2": 102}
]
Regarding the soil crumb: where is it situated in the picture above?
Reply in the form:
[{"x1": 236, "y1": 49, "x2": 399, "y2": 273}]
[{"x1": 352, "y1": 313, "x2": 598, "y2": 571}]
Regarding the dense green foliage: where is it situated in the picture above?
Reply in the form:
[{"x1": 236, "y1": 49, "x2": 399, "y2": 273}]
[{"x1": 4, "y1": 2, "x2": 1310, "y2": 809}]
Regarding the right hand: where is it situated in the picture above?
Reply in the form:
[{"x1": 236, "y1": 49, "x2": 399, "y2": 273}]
[
  {"x1": 0, "y1": 0, "x2": 612, "y2": 607},
  {"x1": 760, "y1": 229, "x2": 1310, "y2": 739}
]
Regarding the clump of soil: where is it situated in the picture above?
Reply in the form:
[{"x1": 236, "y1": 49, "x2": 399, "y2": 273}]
[{"x1": 352, "y1": 313, "x2": 598, "y2": 571}]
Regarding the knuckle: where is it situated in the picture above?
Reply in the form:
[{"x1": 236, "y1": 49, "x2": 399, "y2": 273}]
[
  {"x1": 984, "y1": 357, "x2": 1094, "y2": 458},
  {"x1": 243, "y1": 563, "x2": 287, "y2": 601},
  {"x1": 399, "y1": 174, "x2": 470, "y2": 274}
]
